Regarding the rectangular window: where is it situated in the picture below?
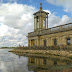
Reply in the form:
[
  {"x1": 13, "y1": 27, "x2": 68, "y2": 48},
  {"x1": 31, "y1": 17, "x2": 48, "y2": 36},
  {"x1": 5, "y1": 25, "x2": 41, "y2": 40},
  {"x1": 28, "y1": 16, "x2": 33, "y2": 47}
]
[
  {"x1": 67, "y1": 38, "x2": 71, "y2": 45},
  {"x1": 44, "y1": 40, "x2": 46, "y2": 47},
  {"x1": 54, "y1": 39, "x2": 57, "y2": 45}
]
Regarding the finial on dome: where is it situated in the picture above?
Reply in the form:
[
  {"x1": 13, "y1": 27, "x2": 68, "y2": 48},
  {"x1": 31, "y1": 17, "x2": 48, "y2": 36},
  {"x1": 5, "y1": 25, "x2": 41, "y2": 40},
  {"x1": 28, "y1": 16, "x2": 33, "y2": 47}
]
[{"x1": 40, "y1": 3, "x2": 42, "y2": 10}]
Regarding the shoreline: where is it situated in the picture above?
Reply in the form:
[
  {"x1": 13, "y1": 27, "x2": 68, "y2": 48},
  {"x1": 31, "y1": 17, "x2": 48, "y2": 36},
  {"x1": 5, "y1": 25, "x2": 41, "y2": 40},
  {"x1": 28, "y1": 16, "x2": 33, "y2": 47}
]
[
  {"x1": 9, "y1": 49, "x2": 72, "y2": 71},
  {"x1": 9, "y1": 49, "x2": 72, "y2": 60}
]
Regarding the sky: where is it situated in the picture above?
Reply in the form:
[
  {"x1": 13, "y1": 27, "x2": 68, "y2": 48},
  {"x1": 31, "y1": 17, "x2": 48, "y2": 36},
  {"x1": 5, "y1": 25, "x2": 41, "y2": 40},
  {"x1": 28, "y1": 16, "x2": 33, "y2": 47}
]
[{"x1": 0, "y1": 0, "x2": 72, "y2": 47}]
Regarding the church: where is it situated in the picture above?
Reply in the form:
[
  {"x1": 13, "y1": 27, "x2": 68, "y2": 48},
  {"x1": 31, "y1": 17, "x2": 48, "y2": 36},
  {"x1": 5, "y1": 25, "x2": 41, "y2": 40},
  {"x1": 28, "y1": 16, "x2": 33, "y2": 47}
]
[{"x1": 28, "y1": 3, "x2": 72, "y2": 47}]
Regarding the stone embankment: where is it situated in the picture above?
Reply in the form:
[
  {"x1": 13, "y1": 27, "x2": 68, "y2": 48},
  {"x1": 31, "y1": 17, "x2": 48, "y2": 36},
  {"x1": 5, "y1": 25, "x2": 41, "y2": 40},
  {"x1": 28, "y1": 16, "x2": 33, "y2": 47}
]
[{"x1": 9, "y1": 49, "x2": 72, "y2": 58}]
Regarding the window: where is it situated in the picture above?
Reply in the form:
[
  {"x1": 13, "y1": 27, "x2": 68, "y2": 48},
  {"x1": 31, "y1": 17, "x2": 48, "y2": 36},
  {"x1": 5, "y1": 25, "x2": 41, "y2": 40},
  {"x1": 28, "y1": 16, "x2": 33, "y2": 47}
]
[
  {"x1": 43, "y1": 19, "x2": 45, "y2": 27},
  {"x1": 54, "y1": 39, "x2": 57, "y2": 45},
  {"x1": 44, "y1": 40, "x2": 46, "y2": 47},
  {"x1": 37, "y1": 16, "x2": 39, "y2": 28},
  {"x1": 31, "y1": 57, "x2": 35, "y2": 63},
  {"x1": 54, "y1": 60, "x2": 57, "y2": 65},
  {"x1": 37, "y1": 16, "x2": 39, "y2": 22},
  {"x1": 43, "y1": 59, "x2": 46, "y2": 64},
  {"x1": 67, "y1": 38, "x2": 71, "y2": 45}
]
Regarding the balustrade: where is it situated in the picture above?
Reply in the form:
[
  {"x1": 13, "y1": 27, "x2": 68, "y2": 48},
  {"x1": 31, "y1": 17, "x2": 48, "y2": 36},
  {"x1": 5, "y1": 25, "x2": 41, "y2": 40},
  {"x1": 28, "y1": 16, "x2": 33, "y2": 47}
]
[{"x1": 28, "y1": 23, "x2": 72, "y2": 37}]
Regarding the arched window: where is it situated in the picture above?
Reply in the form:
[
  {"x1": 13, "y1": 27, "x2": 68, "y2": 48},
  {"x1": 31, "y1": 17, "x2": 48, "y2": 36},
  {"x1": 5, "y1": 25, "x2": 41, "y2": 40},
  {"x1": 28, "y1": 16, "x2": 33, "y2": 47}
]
[
  {"x1": 54, "y1": 39, "x2": 57, "y2": 45},
  {"x1": 67, "y1": 38, "x2": 71, "y2": 45}
]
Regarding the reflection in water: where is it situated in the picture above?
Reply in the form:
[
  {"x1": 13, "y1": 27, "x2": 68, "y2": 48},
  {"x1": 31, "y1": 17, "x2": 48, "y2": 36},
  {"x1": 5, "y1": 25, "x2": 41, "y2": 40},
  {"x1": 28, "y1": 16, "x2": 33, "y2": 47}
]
[
  {"x1": 0, "y1": 49, "x2": 72, "y2": 72},
  {"x1": 0, "y1": 49, "x2": 33, "y2": 72},
  {"x1": 28, "y1": 56, "x2": 72, "y2": 72}
]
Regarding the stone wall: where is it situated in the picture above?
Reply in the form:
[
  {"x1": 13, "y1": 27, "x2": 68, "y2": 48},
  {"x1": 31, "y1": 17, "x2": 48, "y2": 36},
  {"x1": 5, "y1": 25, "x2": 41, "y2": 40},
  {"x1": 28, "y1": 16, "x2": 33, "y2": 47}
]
[{"x1": 28, "y1": 30, "x2": 72, "y2": 47}]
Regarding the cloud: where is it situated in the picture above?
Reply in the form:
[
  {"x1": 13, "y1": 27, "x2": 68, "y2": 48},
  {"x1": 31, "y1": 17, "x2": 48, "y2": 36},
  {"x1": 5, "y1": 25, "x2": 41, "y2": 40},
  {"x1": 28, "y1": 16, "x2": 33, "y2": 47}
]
[
  {"x1": 0, "y1": 2, "x2": 72, "y2": 47},
  {"x1": 46, "y1": 0, "x2": 72, "y2": 12},
  {"x1": 0, "y1": 23, "x2": 9, "y2": 36},
  {"x1": 0, "y1": 3, "x2": 36, "y2": 47},
  {"x1": 0, "y1": 2, "x2": 35, "y2": 29},
  {"x1": 48, "y1": 14, "x2": 72, "y2": 27}
]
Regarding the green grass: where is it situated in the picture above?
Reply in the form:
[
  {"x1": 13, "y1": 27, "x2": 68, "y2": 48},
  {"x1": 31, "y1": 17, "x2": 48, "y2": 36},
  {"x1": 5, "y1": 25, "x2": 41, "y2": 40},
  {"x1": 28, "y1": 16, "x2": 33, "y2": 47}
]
[{"x1": 69, "y1": 56, "x2": 72, "y2": 59}]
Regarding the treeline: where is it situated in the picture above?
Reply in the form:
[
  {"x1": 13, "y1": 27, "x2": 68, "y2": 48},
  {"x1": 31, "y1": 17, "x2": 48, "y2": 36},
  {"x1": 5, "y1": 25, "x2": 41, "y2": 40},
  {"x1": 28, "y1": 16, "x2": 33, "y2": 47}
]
[{"x1": 1, "y1": 47, "x2": 18, "y2": 49}]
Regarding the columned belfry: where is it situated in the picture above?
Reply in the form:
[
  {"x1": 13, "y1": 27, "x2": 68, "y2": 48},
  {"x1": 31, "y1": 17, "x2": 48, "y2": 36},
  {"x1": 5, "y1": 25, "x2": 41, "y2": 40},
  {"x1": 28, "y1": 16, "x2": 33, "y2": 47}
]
[
  {"x1": 34, "y1": 3, "x2": 49, "y2": 31},
  {"x1": 28, "y1": 3, "x2": 72, "y2": 47}
]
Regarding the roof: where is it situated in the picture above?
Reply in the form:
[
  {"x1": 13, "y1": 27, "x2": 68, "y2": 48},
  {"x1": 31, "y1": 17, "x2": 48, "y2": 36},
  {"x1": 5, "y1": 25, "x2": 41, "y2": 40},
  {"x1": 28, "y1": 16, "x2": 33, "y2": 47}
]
[{"x1": 33, "y1": 10, "x2": 49, "y2": 15}]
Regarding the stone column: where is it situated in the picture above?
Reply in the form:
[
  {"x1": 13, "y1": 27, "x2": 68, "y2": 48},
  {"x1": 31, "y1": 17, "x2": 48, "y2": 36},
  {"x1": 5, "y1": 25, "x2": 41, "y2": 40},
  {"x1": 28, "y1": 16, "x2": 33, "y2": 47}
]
[
  {"x1": 36, "y1": 58, "x2": 39, "y2": 65},
  {"x1": 35, "y1": 40, "x2": 37, "y2": 46},
  {"x1": 57, "y1": 37, "x2": 60, "y2": 45},
  {"x1": 62, "y1": 36, "x2": 66, "y2": 45},
  {"x1": 45, "y1": 17, "x2": 46, "y2": 29},
  {"x1": 35, "y1": 58, "x2": 37, "y2": 65},
  {"x1": 36, "y1": 40, "x2": 37, "y2": 46},
  {"x1": 71, "y1": 37, "x2": 72, "y2": 45},
  {"x1": 36, "y1": 18, "x2": 37, "y2": 29},
  {"x1": 28, "y1": 40, "x2": 30, "y2": 47},
  {"x1": 40, "y1": 59, "x2": 43, "y2": 65},
  {"x1": 34, "y1": 17, "x2": 35, "y2": 31},
  {"x1": 51, "y1": 38, "x2": 53, "y2": 46},
  {"x1": 47, "y1": 38, "x2": 51, "y2": 46},
  {"x1": 34, "y1": 40, "x2": 36, "y2": 46},
  {"x1": 30, "y1": 40, "x2": 31, "y2": 47},
  {"x1": 28, "y1": 57, "x2": 31, "y2": 63},
  {"x1": 47, "y1": 38, "x2": 49, "y2": 46},
  {"x1": 42, "y1": 17, "x2": 43, "y2": 29},
  {"x1": 39, "y1": 15, "x2": 42, "y2": 29},
  {"x1": 39, "y1": 16, "x2": 41, "y2": 29},
  {"x1": 65, "y1": 37, "x2": 67, "y2": 46},
  {"x1": 60, "y1": 26, "x2": 62, "y2": 31},
  {"x1": 37, "y1": 39, "x2": 39, "y2": 46},
  {"x1": 47, "y1": 15, "x2": 48, "y2": 29},
  {"x1": 40, "y1": 39, "x2": 42, "y2": 46},
  {"x1": 47, "y1": 39, "x2": 48, "y2": 47},
  {"x1": 42, "y1": 39, "x2": 44, "y2": 46}
]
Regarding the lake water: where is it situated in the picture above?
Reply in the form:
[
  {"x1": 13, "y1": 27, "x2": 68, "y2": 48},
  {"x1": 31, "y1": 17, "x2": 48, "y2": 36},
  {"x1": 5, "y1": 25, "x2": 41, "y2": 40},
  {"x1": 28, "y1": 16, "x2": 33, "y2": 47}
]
[
  {"x1": 0, "y1": 49, "x2": 33, "y2": 72},
  {"x1": 0, "y1": 49, "x2": 72, "y2": 72}
]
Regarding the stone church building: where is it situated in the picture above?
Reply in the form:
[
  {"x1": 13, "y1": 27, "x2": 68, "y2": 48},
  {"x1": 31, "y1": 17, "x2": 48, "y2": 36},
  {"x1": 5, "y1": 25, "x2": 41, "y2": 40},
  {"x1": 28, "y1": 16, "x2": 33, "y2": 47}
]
[{"x1": 28, "y1": 3, "x2": 72, "y2": 47}]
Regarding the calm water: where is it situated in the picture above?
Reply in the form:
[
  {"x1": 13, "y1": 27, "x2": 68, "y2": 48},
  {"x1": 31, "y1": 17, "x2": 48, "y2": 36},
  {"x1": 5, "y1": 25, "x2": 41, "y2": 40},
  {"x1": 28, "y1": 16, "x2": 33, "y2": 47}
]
[
  {"x1": 0, "y1": 49, "x2": 72, "y2": 72},
  {"x1": 0, "y1": 49, "x2": 33, "y2": 72}
]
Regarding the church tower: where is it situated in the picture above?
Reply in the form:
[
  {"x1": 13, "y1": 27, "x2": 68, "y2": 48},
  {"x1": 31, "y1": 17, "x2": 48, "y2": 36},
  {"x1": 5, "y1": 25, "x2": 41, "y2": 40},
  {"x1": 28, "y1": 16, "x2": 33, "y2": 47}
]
[{"x1": 33, "y1": 3, "x2": 49, "y2": 31}]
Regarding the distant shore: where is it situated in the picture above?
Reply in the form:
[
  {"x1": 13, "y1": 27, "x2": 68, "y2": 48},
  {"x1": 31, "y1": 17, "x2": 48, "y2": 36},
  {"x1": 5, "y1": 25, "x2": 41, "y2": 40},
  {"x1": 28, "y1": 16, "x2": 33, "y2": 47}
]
[
  {"x1": 0, "y1": 48, "x2": 13, "y2": 49},
  {"x1": 0, "y1": 47, "x2": 18, "y2": 49}
]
